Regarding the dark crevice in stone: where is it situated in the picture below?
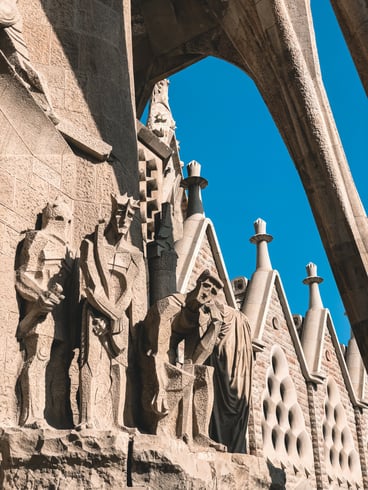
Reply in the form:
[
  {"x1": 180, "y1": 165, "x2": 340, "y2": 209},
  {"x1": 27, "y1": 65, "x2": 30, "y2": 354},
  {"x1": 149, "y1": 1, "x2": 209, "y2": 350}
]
[{"x1": 127, "y1": 437, "x2": 134, "y2": 487}]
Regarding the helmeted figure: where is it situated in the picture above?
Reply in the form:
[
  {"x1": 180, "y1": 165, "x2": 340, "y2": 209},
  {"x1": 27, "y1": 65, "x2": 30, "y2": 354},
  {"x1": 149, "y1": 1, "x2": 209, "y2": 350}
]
[
  {"x1": 16, "y1": 197, "x2": 75, "y2": 428},
  {"x1": 78, "y1": 193, "x2": 145, "y2": 430}
]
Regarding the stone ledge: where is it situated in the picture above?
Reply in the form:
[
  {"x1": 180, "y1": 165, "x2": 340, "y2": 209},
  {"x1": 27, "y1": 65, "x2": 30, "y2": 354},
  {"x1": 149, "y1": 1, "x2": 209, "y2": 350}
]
[
  {"x1": 0, "y1": 429, "x2": 286, "y2": 489},
  {"x1": 131, "y1": 434, "x2": 285, "y2": 490},
  {"x1": 0, "y1": 428, "x2": 130, "y2": 489}
]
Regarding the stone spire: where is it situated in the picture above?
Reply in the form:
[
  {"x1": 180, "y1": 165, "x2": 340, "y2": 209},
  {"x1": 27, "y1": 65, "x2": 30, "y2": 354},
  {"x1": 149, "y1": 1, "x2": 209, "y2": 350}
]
[
  {"x1": 250, "y1": 219, "x2": 273, "y2": 271},
  {"x1": 147, "y1": 79, "x2": 176, "y2": 145},
  {"x1": 300, "y1": 263, "x2": 325, "y2": 375},
  {"x1": 241, "y1": 218, "x2": 275, "y2": 344},
  {"x1": 181, "y1": 161, "x2": 208, "y2": 218},
  {"x1": 303, "y1": 262, "x2": 323, "y2": 309}
]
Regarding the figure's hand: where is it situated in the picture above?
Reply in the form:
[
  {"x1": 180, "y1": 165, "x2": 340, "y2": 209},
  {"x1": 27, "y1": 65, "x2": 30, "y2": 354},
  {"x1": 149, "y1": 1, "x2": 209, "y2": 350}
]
[
  {"x1": 92, "y1": 317, "x2": 108, "y2": 337},
  {"x1": 202, "y1": 302, "x2": 222, "y2": 324},
  {"x1": 152, "y1": 389, "x2": 169, "y2": 416},
  {"x1": 37, "y1": 283, "x2": 64, "y2": 314}
]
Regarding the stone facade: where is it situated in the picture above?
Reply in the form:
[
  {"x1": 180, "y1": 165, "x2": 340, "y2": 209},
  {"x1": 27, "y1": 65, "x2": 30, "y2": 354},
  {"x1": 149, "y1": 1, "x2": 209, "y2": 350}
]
[{"x1": 0, "y1": 2, "x2": 367, "y2": 489}]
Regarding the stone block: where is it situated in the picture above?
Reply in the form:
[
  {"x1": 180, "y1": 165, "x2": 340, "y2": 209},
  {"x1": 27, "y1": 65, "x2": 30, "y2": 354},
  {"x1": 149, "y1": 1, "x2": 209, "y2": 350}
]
[
  {"x1": 0, "y1": 155, "x2": 32, "y2": 183},
  {"x1": 0, "y1": 206, "x2": 28, "y2": 235},
  {"x1": 96, "y1": 163, "x2": 118, "y2": 205},
  {"x1": 131, "y1": 434, "x2": 281, "y2": 489},
  {"x1": 0, "y1": 429, "x2": 130, "y2": 489},
  {"x1": 32, "y1": 158, "x2": 61, "y2": 188},
  {"x1": 57, "y1": 118, "x2": 112, "y2": 161},
  {"x1": 14, "y1": 179, "x2": 46, "y2": 225},
  {"x1": 75, "y1": 158, "x2": 96, "y2": 200},
  {"x1": 61, "y1": 154, "x2": 77, "y2": 199},
  {"x1": 1, "y1": 225, "x2": 20, "y2": 256},
  {"x1": 73, "y1": 200, "x2": 100, "y2": 245},
  {"x1": 0, "y1": 169, "x2": 14, "y2": 208}
]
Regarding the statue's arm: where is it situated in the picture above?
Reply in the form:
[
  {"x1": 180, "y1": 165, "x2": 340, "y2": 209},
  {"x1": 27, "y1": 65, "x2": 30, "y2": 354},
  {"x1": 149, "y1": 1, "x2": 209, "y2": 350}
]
[
  {"x1": 16, "y1": 235, "x2": 65, "y2": 337},
  {"x1": 80, "y1": 238, "x2": 120, "y2": 321}
]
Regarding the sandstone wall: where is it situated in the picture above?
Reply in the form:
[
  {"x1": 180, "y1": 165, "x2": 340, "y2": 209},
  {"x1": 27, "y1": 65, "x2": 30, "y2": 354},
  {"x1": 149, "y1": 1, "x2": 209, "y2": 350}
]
[{"x1": 0, "y1": 0, "x2": 141, "y2": 426}]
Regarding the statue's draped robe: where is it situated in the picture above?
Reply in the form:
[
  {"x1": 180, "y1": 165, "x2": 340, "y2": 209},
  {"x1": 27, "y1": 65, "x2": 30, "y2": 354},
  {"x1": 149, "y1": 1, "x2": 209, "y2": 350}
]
[{"x1": 208, "y1": 304, "x2": 253, "y2": 453}]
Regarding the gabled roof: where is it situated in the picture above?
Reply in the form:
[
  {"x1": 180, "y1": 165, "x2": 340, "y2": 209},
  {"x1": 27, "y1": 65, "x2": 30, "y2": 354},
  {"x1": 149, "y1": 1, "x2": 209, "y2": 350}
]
[
  {"x1": 300, "y1": 263, "x2": 367, "y2": 408},
  {"x1": 174, "y1": 213, "x2": 236, "y2": 308},
  {"x1": 242, "y1": 265, "x2": 320, "y2": 384},
  {"x1": 243, "y1": 247, "x2": 367, "y2": 407}
]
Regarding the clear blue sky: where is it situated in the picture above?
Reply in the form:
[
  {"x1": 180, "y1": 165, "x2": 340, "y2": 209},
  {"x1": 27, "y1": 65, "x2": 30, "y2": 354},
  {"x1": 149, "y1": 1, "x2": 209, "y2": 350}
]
[{"x1": 143, "y1": 1, "x2": 367, "y2": 345}]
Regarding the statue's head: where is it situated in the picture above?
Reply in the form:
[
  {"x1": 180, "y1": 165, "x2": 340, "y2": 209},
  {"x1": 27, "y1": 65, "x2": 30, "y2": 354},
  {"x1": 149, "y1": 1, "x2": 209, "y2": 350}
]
[
  {"x1": 191, "y1": 269, "x2": 224, "y2": 307},
  {"x1": 42, "y1": 197, "x2": 72, "y2": 230},
  {"x1": 110, "y1": 193, "x2": 139, "y2": 238}
]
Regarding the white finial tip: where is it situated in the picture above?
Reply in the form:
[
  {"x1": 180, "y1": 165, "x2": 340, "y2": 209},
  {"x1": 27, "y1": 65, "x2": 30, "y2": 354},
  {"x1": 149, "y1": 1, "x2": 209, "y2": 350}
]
[
  {"x1": 187, "y1": 160, "x2": 201, "y2": 177},
  {"x1": 254, "y1": 218, "x2": 266, "y2": 235},
  {"x1": 306, "y1": 262, "x2": 317, "y2": 277}
]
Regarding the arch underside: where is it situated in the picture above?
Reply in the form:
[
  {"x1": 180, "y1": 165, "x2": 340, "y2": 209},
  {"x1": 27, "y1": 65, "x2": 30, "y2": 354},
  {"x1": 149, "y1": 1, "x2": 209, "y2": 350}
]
[{"x1": 132, "y1": 0, "x2": 368, "y2": 366}]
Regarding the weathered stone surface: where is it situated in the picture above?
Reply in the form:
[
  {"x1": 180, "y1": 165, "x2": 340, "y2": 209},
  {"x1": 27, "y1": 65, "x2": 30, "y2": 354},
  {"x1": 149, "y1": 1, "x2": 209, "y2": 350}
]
[
  {"x1": 131, "y1": 434, "x2": 283, "y2": 489},
  {"x1": 0, "y1": 428, "x2": 130, "y2": 489}
]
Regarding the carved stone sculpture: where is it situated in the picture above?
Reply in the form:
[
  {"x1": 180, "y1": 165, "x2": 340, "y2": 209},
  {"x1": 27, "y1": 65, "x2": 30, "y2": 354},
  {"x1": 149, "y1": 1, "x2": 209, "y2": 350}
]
[
  {"x1": 208, "y1": 303, "x2": 253, "y2": 453},
  {"x1": 146, "y1": 79, "x2": 176, "y2": 143},
  {"x1": 78, "y1": 193, "x2": 144, "y2": 430},
  {"x1": 15, "y1": 197, "x2": 75, "y2": 428},
  {"x1": 140, "y1": 270, "x2": 227, "y2": 449}
]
